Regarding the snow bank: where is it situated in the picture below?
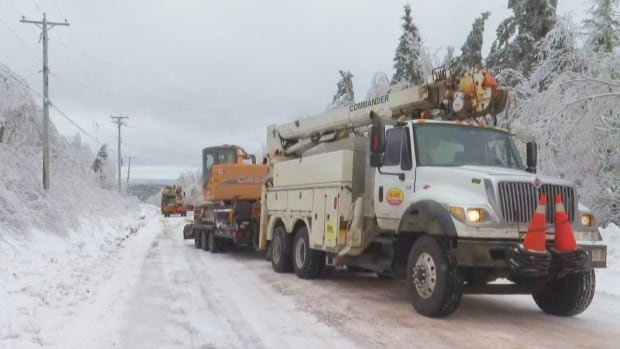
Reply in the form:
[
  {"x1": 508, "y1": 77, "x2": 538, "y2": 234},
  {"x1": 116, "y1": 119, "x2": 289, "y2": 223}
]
[
  {"x1": 1, "y1": 63, "x2": 143, "y2": 346},
  {"x1": 598, "y1": 223, "x2": 620, "y2": 298}
]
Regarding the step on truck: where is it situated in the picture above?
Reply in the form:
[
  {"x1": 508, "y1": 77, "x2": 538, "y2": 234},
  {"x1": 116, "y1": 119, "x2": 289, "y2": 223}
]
[
  {"x1": 257, "y1": 67, "x2": 607, "y2": 317},
  {"x1": 183, "y1": 145, "x2": 268, "y2": 253}
]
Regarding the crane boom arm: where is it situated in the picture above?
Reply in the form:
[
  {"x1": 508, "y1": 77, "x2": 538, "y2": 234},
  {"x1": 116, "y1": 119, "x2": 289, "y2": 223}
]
[{"x1": 267, "y1": 68, "x2": 508, "y2": 159}]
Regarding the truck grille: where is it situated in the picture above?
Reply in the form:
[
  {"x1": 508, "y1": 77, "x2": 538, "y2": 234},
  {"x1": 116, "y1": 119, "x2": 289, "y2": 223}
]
[{"x1": 497, "y1": 182, "x2": 576, "y2": 224}]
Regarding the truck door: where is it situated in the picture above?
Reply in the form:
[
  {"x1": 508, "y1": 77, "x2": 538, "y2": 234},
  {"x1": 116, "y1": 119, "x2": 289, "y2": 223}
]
[{"x1": 375, "y1": 126, "x2": 416, "y2": 230}]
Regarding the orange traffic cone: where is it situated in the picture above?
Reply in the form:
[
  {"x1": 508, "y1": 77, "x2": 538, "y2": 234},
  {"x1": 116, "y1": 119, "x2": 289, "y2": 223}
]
[
  {"x1": 553, "y1": 194, "x2": 578, "y2": 252},
  {"x1": 523, "y1": 194, "x2": 548, "y2": 253}
]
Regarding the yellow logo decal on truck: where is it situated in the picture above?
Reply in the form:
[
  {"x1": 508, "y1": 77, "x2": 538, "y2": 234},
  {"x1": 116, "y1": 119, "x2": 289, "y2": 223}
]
[
  {"x1": 386, "y1": 187, "x2": 404, "y2": 206},
  {"x1": 325, "y1": 220, "x2": 337, "y2": 247}
]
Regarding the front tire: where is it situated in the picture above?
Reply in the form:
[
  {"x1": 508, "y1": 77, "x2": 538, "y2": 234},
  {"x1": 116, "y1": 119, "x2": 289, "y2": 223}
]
[
  {"x1": 292, "y1": 227, "x2": 324, "y2": 279},
  {"x1": 406, "y1": 236, "x2": 463, "y2": 317},
  {"x1": 532, "y1": 269, "x2": 596, "y2": 316},
  {"x1": 271, "y1": 226, "x2": 293, "y2": 273}
]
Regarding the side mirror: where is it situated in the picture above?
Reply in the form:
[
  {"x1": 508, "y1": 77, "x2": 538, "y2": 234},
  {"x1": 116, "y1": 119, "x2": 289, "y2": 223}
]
[
  {"x1": 369, "y1": 119, "x2": 385, "y2": 168},
  {"x1": 526, "y1": 141, "x2": 537, "y2": 173}
]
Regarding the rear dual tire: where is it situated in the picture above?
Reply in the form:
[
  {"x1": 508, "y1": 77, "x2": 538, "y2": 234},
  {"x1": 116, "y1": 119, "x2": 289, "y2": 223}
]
[
  {"x1": 292, "y1": 227, "x2": 325, "y2": 279},
  {"x1": 271, "y1": 226, "x2": 293, "y2": 273}
]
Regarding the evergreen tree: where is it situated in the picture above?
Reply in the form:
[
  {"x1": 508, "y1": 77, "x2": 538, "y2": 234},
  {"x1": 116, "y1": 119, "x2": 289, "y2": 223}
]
[
  {"x1": 452, "y1": 12, "x2": 491, "y2": 74},
  {"x1": 585, "y1": 0, "x2": 620, "y2": 53},
  {"x1": 391, "y1": 4, "x2": 424, "y2": 88},
  {"x1": 487, "y1": 0, "x2": 558, "y2": 79},
  {"x1": 329, "y1": 70, "x2": 354, "y2": 109},
  {"x1": 92, "y1": 144, "x2": 108, "y2": 179}
]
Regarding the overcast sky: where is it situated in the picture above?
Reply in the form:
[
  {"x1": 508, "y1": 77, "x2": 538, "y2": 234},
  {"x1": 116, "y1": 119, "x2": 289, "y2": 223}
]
[{"x1": 1, "y1": 0, "x2": 588, "y2": 179}]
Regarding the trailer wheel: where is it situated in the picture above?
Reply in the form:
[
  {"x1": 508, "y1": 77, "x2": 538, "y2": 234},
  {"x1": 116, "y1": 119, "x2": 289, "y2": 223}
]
[
  {"x1": 532, "y1": 268, "x2": 595, "y2": 316},
  {"x1": 292, "y1": 227, "x2": 324, "y2": 279},
  {"x1": 406, "y1": 236, "x2": 463, "y2": 317},
  {"x1": 208, "y1": 232, "x2": 219, "y2": 253},
  {"x1": 271, "y1": 226, "x2": 293, "y2": 273},
  {"x1": 194, "y1": 230, "x2": 201, "y2": 249},
  {"x1": 201, "y1": 231, "x2": 209, "y2": 252}
]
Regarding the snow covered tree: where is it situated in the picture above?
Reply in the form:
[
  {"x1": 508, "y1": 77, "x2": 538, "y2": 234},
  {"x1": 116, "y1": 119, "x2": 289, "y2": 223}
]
[
  {"x1": 584, "y1": 0, "x2": 620, "y2": 53},
  {"x1": 176, "y1": 170, "x2": 203, "y2": 205},
  {"x1": 91, "y1": 144, "x2": 116, "y2": 189},
  {"x1": 507, "y1": 17, "x2": 620, "y2": 225},
  {"x1": 391, "y1": 4, "x2": 424, "y2": 88},
  {"x1": 487, "y1": 0, "x2": 558, "y2": 80},
  {"x1": 452, "y1": 12, "x2": 491, "y2": 74},
  {"x1": 328, "y1": 70, "x2": 354, "y2": 109},
  {"x1": 441, "y1": 46, "x2": 455, "y2": 71},
  {"x1": 366, "y1": 72, "x2": 390, "y2": 99},
  {"x1": 92, "y1": 145, "x2": 107, "y2": 175}
]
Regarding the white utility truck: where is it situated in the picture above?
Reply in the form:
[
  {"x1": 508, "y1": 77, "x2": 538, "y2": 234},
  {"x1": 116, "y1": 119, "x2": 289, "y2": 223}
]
[{"x1": 258, "y1": 68, "x2": 607, "y2": 317}]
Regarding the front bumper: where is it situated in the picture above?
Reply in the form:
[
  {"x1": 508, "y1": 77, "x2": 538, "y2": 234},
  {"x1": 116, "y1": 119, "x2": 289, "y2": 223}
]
[{"x1": 455, "y1": 239, "x2": 607, "y2": 270}]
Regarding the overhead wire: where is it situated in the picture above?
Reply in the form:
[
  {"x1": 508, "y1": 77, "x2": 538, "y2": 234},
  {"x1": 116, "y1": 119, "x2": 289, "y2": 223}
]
[
  {"x1": 30, "y1": 0, "x2": 43, "y2": 15},
  {"x1": 0, "y1": 16, "x2": 40, "y2": 61},
  {"x1": 1, "y1": 62, "x2": 100, "y2": 145}
]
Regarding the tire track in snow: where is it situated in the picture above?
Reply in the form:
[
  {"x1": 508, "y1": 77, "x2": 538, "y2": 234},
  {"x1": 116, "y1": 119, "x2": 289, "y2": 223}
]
[{"x1": 119, "y1": 216, "x2": 357, "y2": 349}]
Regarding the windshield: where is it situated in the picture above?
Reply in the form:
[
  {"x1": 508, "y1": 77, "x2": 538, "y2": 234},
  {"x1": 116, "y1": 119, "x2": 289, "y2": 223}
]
[
  {"x1": 202, "y1": 148, "x2": 238, "y2": 185},
  {"x1": 413, "y1": 124, "x2": 524, "y2": 169}
]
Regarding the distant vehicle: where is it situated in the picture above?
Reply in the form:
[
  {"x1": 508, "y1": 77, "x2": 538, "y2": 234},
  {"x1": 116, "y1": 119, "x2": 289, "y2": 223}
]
[
  {"x1": 183, "y1": 145, "x2": 268, "y2": 252},
  {"x1": 161, "y1": 185, "x2": 187, "y2": 217}
]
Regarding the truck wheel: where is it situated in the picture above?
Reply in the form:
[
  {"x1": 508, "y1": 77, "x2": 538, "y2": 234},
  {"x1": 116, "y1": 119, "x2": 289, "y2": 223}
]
[
  {"x1": 532, "y1": 269, "x2": 595, "y2": 316},
  {"x1": 406, "y1": 236, "x2": 463, "y2": 317},
  {"x1": 271, "y1": 226, "x2": 293, "y2": 273},
  {"x1": 208, "y1": 232, "x2": 219, "y2": 253},
  {"x1": 292, "y1": 227, "x2": 324, "y2": 279},
  {"x1": 194, "y1": 230, "x2": 201, "y2": 249},
  {"x1": 201, "y1": 231, "x2": 209, "y2": 252}
]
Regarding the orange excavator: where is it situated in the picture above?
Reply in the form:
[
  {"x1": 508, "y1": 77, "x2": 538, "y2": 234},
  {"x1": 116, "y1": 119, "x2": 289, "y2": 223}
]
[{"x1": 183, "y1": 145, "x2": 268, "y2": 253}]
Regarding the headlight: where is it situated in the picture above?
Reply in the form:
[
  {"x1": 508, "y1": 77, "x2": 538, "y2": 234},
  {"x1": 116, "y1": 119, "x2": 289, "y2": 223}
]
[
  {"x1": 581, "y1": 213, "x2": 595, "y2": 227},
  {"x1": 466, "y1": 208, "x2": 485, "y2": 223},
  {"x1": 449, "y1": 206, "x2": 487, "y2": 223}
]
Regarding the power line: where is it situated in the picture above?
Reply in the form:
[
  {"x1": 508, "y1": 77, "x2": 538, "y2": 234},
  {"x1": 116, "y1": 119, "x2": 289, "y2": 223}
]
[
  {"x1": 1, "y1": 62, "x2": 110, "y2": 150},
  {"x1": 0, "y1": 16, "x2": 40, "y2": 60},
  {"x1": 48, "y1": 102, "x2": 98, "y2": 142},
  {"x1": 30, "y1": 0, "x2": 43, "y2": 14}
]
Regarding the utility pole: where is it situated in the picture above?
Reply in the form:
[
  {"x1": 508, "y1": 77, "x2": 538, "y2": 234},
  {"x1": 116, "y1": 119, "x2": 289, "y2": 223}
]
[
  {"x1": 126, "y1": 156, "x2": 132, "y2": 185},
  {"x1": 21, "y1": 13, "x2": 69, "y2": 191},
  {"x1": 95, "y1": 122, "x2": 100, "y2": 149},
  {"x1": 110, "y1": 115, "x2": 129, "y2": 193}
]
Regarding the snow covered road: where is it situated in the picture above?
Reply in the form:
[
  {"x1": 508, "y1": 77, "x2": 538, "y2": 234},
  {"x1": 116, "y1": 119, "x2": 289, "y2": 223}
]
[{"x1": 4, "y1": 205, "x2": 620, "y2": 348}]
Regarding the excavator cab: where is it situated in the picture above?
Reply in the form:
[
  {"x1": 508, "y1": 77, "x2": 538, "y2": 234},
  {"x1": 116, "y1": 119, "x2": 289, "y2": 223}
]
[
  {"x1": 201, "y1": 145, "x2": 267, "y2": 202},
  {"x1": 202, "y1": 145, "x2": 256, "y2": 185}
]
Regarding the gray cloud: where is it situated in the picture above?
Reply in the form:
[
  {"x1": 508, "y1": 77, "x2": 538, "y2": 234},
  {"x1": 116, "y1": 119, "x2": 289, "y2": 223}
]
[{"x1": 1, "y1": 0, "x2": 587, "y2": 177}]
